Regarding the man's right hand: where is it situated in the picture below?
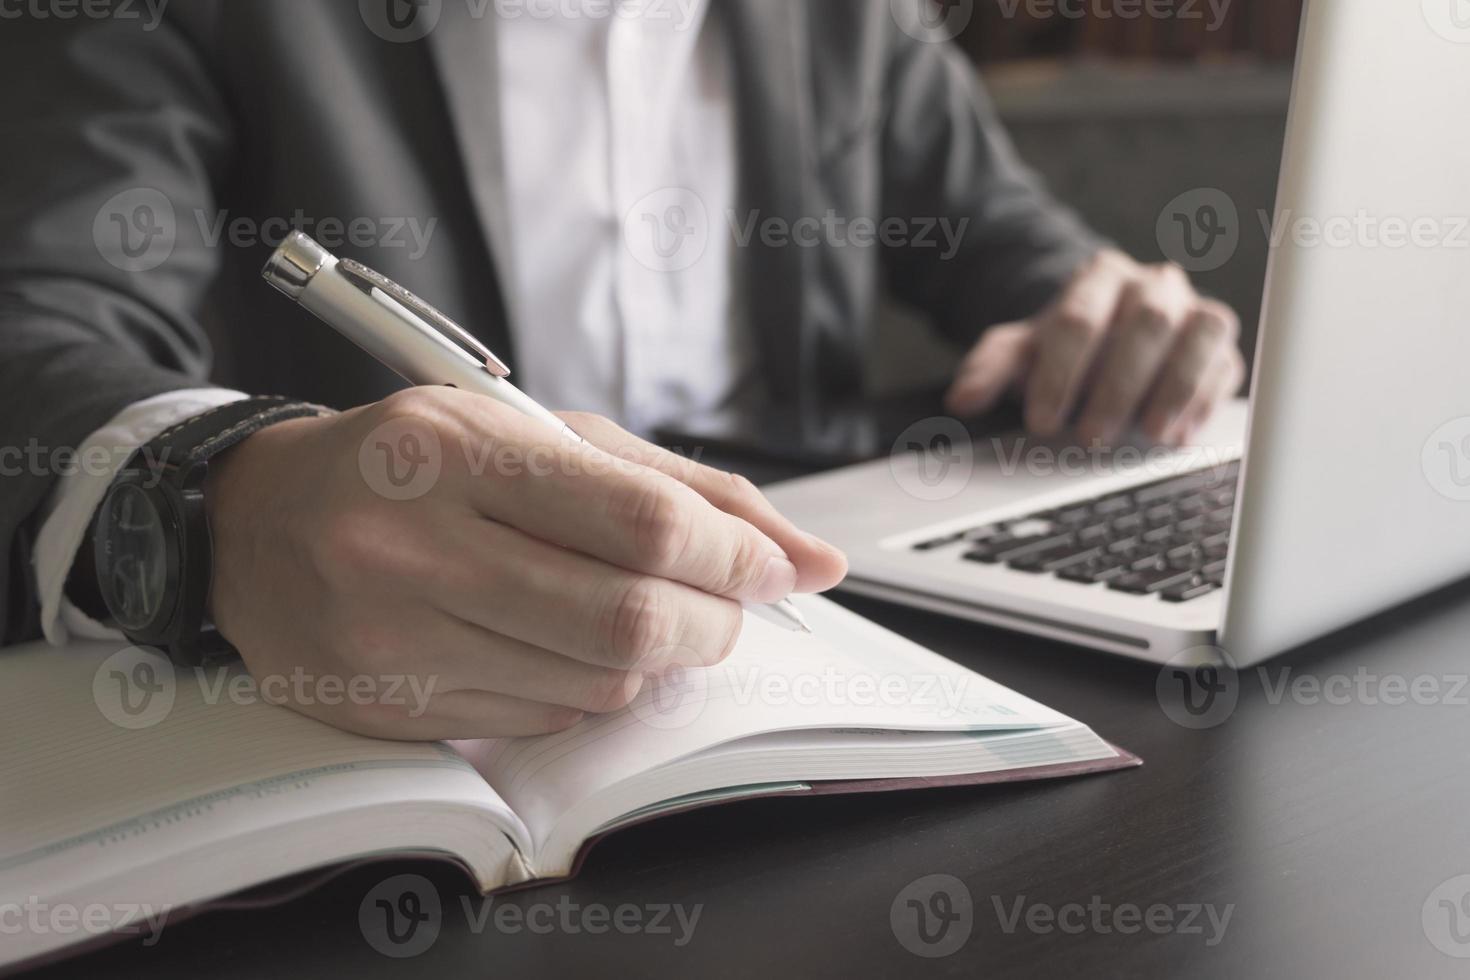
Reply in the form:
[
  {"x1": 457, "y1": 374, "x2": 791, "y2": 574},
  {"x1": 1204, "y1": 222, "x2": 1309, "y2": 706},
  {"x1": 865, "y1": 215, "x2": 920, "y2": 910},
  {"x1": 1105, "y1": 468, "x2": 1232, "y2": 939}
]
[{"x1": 203, "y1": 387, "x2": 849, "y2": 741}]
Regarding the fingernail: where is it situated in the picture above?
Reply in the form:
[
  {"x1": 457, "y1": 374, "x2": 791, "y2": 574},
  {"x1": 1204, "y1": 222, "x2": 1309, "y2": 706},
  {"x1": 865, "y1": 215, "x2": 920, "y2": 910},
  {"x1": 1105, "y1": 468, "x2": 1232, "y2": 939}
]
[{"x1": 755, "y1": 555, "x2": 798, "y2": 603}]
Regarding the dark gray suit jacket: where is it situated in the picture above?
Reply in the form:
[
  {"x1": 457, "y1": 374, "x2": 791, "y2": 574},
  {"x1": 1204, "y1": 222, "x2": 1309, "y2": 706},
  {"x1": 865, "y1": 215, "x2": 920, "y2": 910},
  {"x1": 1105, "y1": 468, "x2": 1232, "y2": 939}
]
[{"x1": 0, "y1": 0, "x2": 1100, "y2": 642}]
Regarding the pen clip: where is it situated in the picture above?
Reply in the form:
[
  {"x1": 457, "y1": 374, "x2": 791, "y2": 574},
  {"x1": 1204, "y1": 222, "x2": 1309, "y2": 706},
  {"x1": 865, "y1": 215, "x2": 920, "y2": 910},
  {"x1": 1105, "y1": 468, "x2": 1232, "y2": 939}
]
[{"x1": 337, "y1": 258, "x2": 512, "y2": 378}]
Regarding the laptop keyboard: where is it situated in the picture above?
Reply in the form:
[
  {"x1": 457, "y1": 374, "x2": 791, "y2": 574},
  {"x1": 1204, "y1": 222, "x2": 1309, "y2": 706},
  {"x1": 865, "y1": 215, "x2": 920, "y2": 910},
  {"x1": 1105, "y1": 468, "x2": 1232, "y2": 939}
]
[{"x1": 911, "y1": 461, "x2": 1241, "y2": 604}]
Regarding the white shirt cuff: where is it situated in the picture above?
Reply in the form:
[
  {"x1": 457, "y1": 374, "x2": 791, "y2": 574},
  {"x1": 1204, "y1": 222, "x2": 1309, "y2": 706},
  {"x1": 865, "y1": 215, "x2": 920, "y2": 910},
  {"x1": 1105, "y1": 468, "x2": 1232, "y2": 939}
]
[{"x1": 33, "y1": 388, "x2": 251, "y2": 645}]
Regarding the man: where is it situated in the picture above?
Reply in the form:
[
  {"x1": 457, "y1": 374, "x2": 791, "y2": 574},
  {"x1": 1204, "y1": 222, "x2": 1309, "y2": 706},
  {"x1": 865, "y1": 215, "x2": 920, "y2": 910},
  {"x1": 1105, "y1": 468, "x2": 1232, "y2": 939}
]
[{"x1": 0, "y1": 0, "x2": 1244, "y2": 739}]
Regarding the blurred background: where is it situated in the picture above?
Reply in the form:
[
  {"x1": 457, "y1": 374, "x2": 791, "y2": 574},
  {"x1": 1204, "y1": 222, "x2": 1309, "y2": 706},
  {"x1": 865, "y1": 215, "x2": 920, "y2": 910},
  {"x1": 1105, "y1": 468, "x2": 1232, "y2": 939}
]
[{"x1": 875, "y1": 0, "x2": 1304, "y2": 393}]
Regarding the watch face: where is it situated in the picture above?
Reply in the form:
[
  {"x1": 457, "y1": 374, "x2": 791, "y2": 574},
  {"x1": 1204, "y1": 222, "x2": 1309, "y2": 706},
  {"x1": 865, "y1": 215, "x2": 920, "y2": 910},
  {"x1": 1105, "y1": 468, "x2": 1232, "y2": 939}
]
[{"x1": 96, "y1": 483, "x2": 173, "y2": 633}]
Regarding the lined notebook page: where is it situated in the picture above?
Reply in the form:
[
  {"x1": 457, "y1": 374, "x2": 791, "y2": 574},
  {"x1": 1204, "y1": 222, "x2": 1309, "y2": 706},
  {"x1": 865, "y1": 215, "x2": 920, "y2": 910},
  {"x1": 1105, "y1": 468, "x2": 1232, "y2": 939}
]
[
  {"x1": 456, "y1": 594, "x2": 1074, "y2": 849},
  {"x1": 0, "y1": 642, "x2": 494, "y2": 876}
]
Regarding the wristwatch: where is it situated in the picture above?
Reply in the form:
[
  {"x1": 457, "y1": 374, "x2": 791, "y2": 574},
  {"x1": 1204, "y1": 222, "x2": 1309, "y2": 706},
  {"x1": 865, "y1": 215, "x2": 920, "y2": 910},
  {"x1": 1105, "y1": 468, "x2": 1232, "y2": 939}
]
[{"x1": 91, "y1": 396, "x2": 330, "y2": 666}]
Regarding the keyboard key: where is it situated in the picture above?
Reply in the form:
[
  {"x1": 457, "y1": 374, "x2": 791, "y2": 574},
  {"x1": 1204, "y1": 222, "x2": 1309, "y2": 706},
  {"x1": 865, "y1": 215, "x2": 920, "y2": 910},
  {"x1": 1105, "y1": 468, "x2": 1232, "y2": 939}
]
[
  {"x1": 913, "y1": 532, "x2": 965, "y2": 551},
  {"x1": 1162, "y1": 578, "x2": 1221, "y2": 602},
  {"x1": 1109, "y1": 567, "x2": 1200, "y2": 595},
  {"x1": 1058, "y1": 559, "x2": 1130, "y2": 584}
]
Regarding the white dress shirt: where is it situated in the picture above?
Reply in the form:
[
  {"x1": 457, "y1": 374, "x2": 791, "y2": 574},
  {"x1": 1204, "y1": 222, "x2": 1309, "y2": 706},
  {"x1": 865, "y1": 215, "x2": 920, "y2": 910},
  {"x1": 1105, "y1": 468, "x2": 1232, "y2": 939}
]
[
  {"x1": 34, "y1": 2, "x2": 742, "y2": 642},
  {"x1": 496, "y1": 0, "x2": 744, "y2": 433}
]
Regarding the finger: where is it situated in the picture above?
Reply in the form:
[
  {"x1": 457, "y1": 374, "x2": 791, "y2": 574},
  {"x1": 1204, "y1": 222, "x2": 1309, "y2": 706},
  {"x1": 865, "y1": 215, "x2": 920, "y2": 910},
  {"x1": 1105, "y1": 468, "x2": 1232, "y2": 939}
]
[
  {"x1": 1141, "y1": 300, "x2": 1242, "y2": 444},
  {"x1": 426, "y1": 517, "x2": 745, "y2": 674},
  {"x1": 411, "y1": 611, "x2": 646, "y2": 713},
  {"x1": 558, "y1": 412, "x2": 848, "y2": 594},
  {"x1": 1165, "y1": 345, "x2": 1247, "y2": 446},
  {"x1": 944, "y1": 322, "x2": 1035, "y2": 417},
  {"x1": 1024, "y1": 252, "x2": 1136, "y2": 435},
  {"x1": 1076, "y1": 265, "x2": 1194, "y2": 444},
  {"x1": 433, "y1": 396, "x2": 798, "y2": 603}
]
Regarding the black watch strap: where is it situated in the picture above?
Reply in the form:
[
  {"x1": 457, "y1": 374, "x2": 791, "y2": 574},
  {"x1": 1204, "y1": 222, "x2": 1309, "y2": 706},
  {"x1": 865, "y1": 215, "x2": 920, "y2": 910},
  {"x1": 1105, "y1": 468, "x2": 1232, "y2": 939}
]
[
  {"x1": 115, "y1": 396, "x2": 333, "y2": 665},
  {"x1": 142, "y1": 396, "x2": 332, "y2": 481}
]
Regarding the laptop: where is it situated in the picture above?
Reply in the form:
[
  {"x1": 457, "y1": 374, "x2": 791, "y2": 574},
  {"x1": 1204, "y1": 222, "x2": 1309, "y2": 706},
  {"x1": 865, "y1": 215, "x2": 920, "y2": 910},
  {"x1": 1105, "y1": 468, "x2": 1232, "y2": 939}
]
[{"x1": 764, "y1": 0, "x2": 1470, "y2": 668}]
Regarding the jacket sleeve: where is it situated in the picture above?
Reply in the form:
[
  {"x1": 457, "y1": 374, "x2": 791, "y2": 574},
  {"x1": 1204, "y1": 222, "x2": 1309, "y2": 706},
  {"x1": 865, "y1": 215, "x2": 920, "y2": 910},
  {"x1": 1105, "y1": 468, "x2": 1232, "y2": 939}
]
[
  {"x1": 878, "y1": 28, "x2": 1106, "y2": 348},
  {"x1": 0, "y1": 11, "x2": 233, "y2": 643}
]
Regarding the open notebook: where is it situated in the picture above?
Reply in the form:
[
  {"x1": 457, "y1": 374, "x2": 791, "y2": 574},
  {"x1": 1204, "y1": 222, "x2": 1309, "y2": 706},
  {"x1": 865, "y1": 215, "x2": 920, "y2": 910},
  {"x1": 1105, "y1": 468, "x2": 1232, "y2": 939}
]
[{"x1": 0, "y1": 595, "x2": 1137, "y2": 970}]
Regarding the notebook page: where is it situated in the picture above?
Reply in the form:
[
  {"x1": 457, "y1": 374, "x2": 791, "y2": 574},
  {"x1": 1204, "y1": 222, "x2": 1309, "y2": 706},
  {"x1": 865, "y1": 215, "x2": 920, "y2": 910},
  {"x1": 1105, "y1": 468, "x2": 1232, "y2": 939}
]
[
  {"x1": 455, "y1": 594, "x2": 1076, "y2": 854},
  {"x1": 0, "y1": 642, "x2": 526, "y2": 892}
]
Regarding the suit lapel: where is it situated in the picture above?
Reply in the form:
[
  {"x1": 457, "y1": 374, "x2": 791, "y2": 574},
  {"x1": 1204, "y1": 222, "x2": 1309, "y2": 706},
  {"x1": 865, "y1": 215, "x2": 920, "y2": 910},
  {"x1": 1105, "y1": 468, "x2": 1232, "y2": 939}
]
[
  {"x1": 424, "y1": 4, "x2": 519, "y2": 360},
  {"x1": 723, "y1": 0, "x2": 813, "y2": 409}
]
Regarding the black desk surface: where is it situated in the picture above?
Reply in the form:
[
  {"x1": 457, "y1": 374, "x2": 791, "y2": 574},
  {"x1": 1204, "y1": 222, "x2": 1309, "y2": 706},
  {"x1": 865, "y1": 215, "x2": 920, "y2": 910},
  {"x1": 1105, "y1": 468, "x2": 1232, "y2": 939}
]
[{"x1": 29, "y1": 457, "x2": 1470, "y2": 979}]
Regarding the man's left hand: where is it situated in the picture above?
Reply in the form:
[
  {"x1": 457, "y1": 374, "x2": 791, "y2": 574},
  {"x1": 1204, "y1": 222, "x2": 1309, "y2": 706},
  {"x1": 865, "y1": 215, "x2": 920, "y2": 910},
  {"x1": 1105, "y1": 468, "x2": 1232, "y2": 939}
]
[{"x1": 945, "y1": 250, "x2": 1247, "y2": 446}]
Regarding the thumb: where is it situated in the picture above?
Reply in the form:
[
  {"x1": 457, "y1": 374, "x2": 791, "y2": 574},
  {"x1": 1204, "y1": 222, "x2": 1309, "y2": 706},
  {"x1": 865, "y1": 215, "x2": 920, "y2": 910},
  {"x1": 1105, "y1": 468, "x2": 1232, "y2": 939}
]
[{"x1": 944, "y1": 322, "x2": 1036, "y2": 417}]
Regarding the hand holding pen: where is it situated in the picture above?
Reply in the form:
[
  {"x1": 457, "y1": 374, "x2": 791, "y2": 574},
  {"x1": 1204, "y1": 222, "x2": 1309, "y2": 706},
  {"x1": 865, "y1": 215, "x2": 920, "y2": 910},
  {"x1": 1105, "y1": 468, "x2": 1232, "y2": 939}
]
[{"x1": 262, "y1": 232, "x2": 830, "y2": 634}]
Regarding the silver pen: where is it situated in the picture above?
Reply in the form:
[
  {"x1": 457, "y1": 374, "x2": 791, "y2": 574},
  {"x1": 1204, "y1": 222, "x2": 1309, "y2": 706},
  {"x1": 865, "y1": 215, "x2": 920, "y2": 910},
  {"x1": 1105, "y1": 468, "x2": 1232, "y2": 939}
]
[{"x1": 262, "y1": 232, "x2": 811, "y2": 634}]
